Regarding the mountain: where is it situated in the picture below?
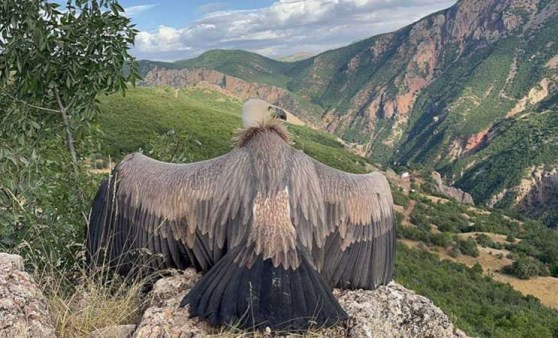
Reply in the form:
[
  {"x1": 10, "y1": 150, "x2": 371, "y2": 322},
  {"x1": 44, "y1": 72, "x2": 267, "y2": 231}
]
[
  {"x1": 138, "y1": 0, "x2": 558, "y2": 224},
  {"x1": 276, "y1": 52, "x2": 317, "y2": 62},
  {"x1": 139, "y1": 49, "x2": 295, "y2": 88}
]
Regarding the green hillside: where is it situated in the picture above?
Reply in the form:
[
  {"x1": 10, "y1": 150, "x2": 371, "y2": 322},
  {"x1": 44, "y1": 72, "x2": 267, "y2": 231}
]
[
  {"x1": 97, "y1": 87, "x2": 370, "y2": 173},
  {"x1": 399, "y1": 16, "x2": 558, "y2": 203},
  {"x1": 95, "y1": 87, "x2": 558, "y2": 337}
]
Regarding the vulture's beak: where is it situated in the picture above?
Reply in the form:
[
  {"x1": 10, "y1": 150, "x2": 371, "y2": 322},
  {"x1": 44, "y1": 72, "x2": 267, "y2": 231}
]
[{"x1": 270, "y1": 105, "x2": 288, "y2": 121}]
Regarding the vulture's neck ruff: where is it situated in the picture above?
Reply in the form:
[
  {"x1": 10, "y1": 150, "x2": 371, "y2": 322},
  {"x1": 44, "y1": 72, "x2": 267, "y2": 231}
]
[{"x1": 234, "y1": 119, "x2": 290, "y2": 148}]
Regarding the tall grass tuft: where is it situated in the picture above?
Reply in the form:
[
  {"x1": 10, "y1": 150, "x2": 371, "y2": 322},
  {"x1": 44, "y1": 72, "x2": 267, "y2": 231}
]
[{"x1": 12, "y1": 236, "x2": 147, "y2": 338}]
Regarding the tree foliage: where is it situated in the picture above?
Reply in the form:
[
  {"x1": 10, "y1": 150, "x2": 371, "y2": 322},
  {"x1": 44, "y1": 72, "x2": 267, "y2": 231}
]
[
  {"x1": 0, "y1": 0, "x2": 140, "y2": 174},
  {"x1": 0, "y1": 0, "x2": 138, "y2": 267}
]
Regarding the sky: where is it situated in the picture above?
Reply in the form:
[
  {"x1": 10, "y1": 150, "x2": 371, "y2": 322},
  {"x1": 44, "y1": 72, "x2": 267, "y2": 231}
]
[{"x1": 121, "y1": 0, "x2": 457, "y2": 61}]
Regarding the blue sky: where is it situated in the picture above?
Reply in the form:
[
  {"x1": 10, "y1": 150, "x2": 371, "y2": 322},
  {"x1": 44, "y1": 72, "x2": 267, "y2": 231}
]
[
  {"x1": 121, "y1": 0, "x2": 457, "y2": 61},
  {"x1": 121, "y1": 1, "x2": 277, "y2": 31}
]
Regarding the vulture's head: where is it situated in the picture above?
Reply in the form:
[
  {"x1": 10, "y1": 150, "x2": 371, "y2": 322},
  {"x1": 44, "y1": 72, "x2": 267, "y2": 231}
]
[{"x1": 242, "y1": 99, "x2": 287, "y2": 128}]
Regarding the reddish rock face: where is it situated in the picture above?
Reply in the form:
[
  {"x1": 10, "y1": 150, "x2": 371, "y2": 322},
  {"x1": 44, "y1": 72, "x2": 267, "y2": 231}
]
[
  {"x1": 307, "y1": 0, "x2": 547, "y2": 151},
  {"x1": 142, "y1": 67, "x2": 322, "y2": 126},
  {"x1": 464, "y1": 128, "x2": 490, "y2": 153}
]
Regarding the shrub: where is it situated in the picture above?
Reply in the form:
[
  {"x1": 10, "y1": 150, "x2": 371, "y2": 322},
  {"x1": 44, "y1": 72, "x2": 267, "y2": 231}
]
[
  {"x1": 456, "y1": 238, "x2": 480, "y2": 257},
  {"x1": 395, "y1": 211, "x2": 405, "y2": 227},
  {"x1": 449, "y1": 246, "x2": 461, "y2": 258},
  {"x1": 474, "y1": 233, "x2": 503, "y2": 249},
  {"x1": 430, "y1": 232, "x2": 453, "y2": 248},
  {"x1": 472, "y1": 262, "x2": 483, "y2": 274},
  {"x1": 392, "y1": 187, "x2": 411, "y2": 208},
  {"x1": 475, "y1": 233, "x2": 493, "y2": 247},
  {"x1": 503, "y1": 256, "x2": 547, "y2": 280}
]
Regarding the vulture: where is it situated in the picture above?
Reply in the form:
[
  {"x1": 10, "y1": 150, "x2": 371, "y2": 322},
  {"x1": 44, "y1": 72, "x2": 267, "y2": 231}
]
[{"x1": 86, "y1": 99, "x2": 395, "y2": 331}]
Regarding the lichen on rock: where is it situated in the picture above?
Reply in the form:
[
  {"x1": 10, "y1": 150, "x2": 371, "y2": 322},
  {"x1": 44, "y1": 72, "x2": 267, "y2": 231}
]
[{"x1": 0, "y1": 253, "x2": 56, "y2": 338}]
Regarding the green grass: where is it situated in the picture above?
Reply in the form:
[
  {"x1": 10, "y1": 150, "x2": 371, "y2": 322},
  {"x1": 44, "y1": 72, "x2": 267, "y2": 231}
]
[
  {"x1": 97, "y1": 87, "x2": 241, "y2": 161},
  {"x1": 97, "y1": 86, "x2": 370, "y2": 173}
]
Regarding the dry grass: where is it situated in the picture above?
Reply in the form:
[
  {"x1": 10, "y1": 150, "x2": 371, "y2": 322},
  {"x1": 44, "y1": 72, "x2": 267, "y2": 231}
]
[
  {"x1": 33, "y1": 265, "x2": 146, "y2": 338},
  {"x1": 491, "y1": 274, "x2": 558, "y2": 309},
  {"x1": 460, "y1": 232, "x2": 519, "y2": 244},
  {"x1": 46, "y1": 278, "x2": 144, "y2": 337},
  {"x1": 20, "y1": 243, "x2": 149, "y2": 338},
  {"x1": 210, "y1": 325, "x2": 346, "y2": 337},
  {"x1": 401, "y1": 239, "x2": 558, "y2": 310},
  {"x1": 423, "y1": 195, "x2": 450, "y2": 204},
  {"x1": 436, "y1": 244, "x2": 513, "y2": 273}
]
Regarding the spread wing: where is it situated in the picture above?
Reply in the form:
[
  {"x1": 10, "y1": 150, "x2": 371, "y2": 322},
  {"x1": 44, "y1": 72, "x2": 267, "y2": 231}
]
[
  {"x1": 86, "y1": 150, "x2": 254, "y2": 275},
  {"x1": 289, "y1": 150, "x2": 395, "y2": 290}
]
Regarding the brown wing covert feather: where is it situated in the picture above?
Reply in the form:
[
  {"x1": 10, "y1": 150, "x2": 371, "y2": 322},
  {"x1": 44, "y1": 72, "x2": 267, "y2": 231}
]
[
  {"x1": 86, "y1": 150, "x2": 253, "y2": 275},
  {"x1": 289, "y1": 150, "x2": 395, "y2": 290}
]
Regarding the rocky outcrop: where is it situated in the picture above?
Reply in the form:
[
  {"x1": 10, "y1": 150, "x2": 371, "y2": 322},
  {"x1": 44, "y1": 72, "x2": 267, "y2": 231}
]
[
  {"x1": 488, "y1": 165, "x2": 558, "y2": 220},
  {"x1": 0, "y1": 253, "x2": 56, "y2": 338},
  {"x1": 308, "y1": 0, "x2": 551, "y2": 145},
  {"x1": 90, "y1": 325, "x2": 136, "y2": 338},
  {"x1": 142, "y1": 67, "x2": 322, "y2": 126},
  {"x1": 0, "y1": 253, "x2": 469, "y2": 337},
  {"x1": 506, "y1": 78, "x2": 556, "y2": 118},
  {"x1": 517, "y1": 166, "x2": 558, "y2": 212},
  {"x1": 335, "y1": 285, "x2": 468, "y2": 338},
  {"x1": 432, "y1": 172, "x2": 475, "y2": 205},
  {"x1": 134, "y1": 269, "x2": 468, "y2": 338}
]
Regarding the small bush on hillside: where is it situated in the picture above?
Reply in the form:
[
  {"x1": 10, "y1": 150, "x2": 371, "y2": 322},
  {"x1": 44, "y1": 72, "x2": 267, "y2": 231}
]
[
  {"x1": 456, "y1": 238, "x2": 480, "y2": 257},
  {"x1": 502, "y1": 256, "x2": 549, "y2": 280},
  {"x1": 475, "y1": 233, "x2": 503, "y2": 249},
  {"x1": 430, "y1": 232, "x2": 453, "y2": 248},
  {"x1": 395, "y1": 211, "x2": 405, "y2": 227},
  {"x1": 398, "y1": 226, "x2": 430, "y2": 243},
  {"x1": 472, "y1": 262, "x2": 483, "y2": 274},
  {"x1": 392, "y1": 188, "x2": 411, "y2": 208},
  {"x1": 449, "y1": 246, "x2": 461, "y2": 258}
]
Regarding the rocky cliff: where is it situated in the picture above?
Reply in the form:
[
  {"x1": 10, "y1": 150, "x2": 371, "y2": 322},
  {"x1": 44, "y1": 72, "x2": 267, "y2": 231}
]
[
  {"x1": 432, "y1": 172, "x2": 475, "y2": 205},
  {"x1": 142, "y1": 67, "x2": 323, "y2": 126},
  {"x1": 0, "y1": 253, "x2": 55, "y2": 338},
  {"x1": 488, "y1": 164, "x2": 558, "y2": 223},
  {"x1": 0, "y1": 253, "x2": 468, "y2": 338}
]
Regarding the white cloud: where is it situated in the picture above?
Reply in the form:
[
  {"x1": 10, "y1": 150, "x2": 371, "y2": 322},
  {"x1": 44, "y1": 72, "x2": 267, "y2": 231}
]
[
  {"x1": 132, "y1": 0, "x2": 456, "y2": 61},
  {"x1": 125, "y1": 4, "x2": 157, "y2": 17},
  {"x1": 198, "y1": 2, "x2": 228, "y2": 14}
]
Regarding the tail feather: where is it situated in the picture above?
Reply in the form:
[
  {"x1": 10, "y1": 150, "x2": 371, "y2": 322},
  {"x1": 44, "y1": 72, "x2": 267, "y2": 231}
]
[{"x1": 181, "y1": 248, "x2": 347, "y2": 331}]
